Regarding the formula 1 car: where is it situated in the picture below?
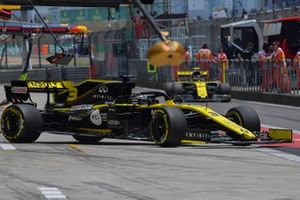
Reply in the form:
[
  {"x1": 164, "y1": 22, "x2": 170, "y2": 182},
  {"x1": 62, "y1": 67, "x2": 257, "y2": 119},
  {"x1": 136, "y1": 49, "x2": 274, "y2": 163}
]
[
  {"x1": 0, "y1": 76, "x2": 292, "y2": 147},
  {"x1": 164, "y1": 70, "x2": 231, "y2": 102}
]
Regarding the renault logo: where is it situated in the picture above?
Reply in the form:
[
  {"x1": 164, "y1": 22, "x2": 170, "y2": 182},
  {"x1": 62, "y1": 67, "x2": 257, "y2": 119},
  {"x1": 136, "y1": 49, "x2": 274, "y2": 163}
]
[{"x1": 98, "y1": 86, "x2": 109, "y2": 93}]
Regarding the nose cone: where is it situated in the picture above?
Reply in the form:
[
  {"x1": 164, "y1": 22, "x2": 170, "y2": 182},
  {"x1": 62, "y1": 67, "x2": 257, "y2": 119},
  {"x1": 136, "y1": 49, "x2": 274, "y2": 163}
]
[{"x1": 147, "y1": 40, "x2": 185, "y2": 67}]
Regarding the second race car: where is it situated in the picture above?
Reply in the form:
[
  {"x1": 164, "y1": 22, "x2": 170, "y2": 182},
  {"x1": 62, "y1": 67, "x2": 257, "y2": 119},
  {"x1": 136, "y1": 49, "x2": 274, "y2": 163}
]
[{"x1": 164, "y1": 70, "x2": 231, "y2": 102}]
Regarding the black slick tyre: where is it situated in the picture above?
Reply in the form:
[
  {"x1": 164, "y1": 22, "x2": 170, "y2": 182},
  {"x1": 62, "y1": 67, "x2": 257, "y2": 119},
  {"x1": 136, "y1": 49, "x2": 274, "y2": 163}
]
[
  {"x1": 150, "y1": 107, "x2": 186, "y2": 147},
  {"x1": 172, "y1": 82, "x2": 183, "y2": 96},
  {"x1": 163, "y1": 82, "x2": 174, "y2": 97},
  {"x1": 225, "y1": 106, "x2": 261, "y2": 133},
  {"x1": 1, "y1": 104, "x2": 42, "y2": 143},
  {"x1": 163, "y1": 82, "x2": 183, "y2": 98},
  {"x1": 72, "y1": 135, "x2": 104, "y2": 144},
  {"x1": 218, "y1": 83, "x2": 231, "y2": 95}
]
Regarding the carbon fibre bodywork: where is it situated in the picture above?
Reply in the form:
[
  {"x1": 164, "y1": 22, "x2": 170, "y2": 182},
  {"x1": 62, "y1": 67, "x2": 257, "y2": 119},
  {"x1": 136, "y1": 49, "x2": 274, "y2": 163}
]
[{"x1": 0, "y1": 76, "x2": 292, "y2": 146}]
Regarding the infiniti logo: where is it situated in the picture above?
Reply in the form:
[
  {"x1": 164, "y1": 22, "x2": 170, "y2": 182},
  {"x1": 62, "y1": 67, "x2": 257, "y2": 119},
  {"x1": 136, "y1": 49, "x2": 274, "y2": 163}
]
[{"x1": 98, "y1": 86, "x2": 109, "y2": 93}]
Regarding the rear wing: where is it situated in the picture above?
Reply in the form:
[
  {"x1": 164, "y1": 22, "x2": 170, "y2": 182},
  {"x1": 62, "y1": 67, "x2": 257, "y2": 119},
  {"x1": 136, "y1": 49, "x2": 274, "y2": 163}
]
[
  {"x1": 177, "y1": 71, "x2": 193, "y2": 76},
  {"x1": 4, "y1": 80, "x2": 73, "y2": 103},
  {"x1": 177, "y1": 71, "x2": 208, "y2": 76},
  {"x1": 177, "y1": 70, "x2": 210, "y2": 82},
  {"x1": 26, "y1": 80, "x2": 73, "y2": 92}
]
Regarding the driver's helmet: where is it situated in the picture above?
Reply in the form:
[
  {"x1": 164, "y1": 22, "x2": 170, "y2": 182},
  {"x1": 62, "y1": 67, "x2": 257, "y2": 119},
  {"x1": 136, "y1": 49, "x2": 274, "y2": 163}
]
[
  {"x1": 200, "y1": 71, "x2": 208, "y2": 77},
  {"x1": 191, "y1": 70, "x2": 201, "y2": 81}
]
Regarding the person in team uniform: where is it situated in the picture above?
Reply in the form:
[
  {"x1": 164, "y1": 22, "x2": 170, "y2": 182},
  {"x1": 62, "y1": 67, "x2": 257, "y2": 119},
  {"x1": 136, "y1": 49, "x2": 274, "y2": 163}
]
[
  {"x1": 271, "y1": 41, "x2": 291, "y2": 92},
  {"x1": 217, "y1": 48, "x2": 228, "y2": 83},
  {"x1": 195, "y1": 43, "x2": 214, "y2": 79}
]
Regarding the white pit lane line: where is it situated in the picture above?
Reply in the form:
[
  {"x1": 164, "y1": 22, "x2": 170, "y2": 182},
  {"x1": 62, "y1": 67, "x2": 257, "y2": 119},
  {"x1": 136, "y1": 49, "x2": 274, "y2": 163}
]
[
  {"x1": 39, "y1": 187, "x2": 67, "y2": 199},
  {"x1": 259, "y1": 124, "x2": 300, "y2": 163},
  {"x1": 244, "y1": 100, "x2": 300, "y2": 110},
  {"x1": 256, "y1": 148, "x2": 300, "y2": 163},
  {"x1": 0, "y1": 143, "x2": 16, "y2": 150}
]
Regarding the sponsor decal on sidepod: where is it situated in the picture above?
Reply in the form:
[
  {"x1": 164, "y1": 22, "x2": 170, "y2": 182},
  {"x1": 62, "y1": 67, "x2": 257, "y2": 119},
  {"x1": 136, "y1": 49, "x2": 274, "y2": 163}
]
[{"x1": 90, "y1": 110, "x2": 102, "y2": 126}]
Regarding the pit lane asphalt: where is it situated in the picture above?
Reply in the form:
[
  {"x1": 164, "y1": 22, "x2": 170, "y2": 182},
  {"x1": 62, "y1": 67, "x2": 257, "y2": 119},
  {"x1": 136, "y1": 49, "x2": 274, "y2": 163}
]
[{"x1": 1, "y1": 86, "x2": 300, "y2": 200}]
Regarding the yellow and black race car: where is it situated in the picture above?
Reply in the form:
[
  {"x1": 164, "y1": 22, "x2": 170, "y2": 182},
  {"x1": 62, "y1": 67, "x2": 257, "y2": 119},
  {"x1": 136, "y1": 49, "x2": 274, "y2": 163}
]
[
  {"x1": 164, "y1": 70, "x2": 231, "y2": 102},
  {"x1": 0, "y1": 76, "x2": 292, "y2": 147}
]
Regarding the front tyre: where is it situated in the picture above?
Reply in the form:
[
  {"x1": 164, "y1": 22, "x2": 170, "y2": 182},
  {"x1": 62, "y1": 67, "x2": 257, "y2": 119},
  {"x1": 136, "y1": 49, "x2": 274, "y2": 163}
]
[
  {"x1": 1, "y1": 104, "x2": 42, "y2": 143},
  {"x1": 225, "y1": 106, "x2": 261, "y2": 133},
  {"x1": 150, "y1": 107, "x2": 186, "y2": 147}
]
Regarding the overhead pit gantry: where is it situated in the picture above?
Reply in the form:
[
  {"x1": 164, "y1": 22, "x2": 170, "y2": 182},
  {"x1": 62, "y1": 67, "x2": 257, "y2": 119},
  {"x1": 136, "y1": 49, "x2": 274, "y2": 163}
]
[
  {"x1": 1, "y1": 0, "x2": 185, "y2": 67},
  {"x1": 0, "y1": 0, "x2": 154, "y2": 7},
  {"x1": 0, "y1": 19, "x2": 88, "y2": 80}
]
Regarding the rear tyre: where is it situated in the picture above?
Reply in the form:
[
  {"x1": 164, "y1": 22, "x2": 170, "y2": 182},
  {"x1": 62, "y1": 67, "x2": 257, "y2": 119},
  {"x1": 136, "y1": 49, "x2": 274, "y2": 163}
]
[
  {"x1": 172, "y1": 82, "x2": 184, "y2": 95},
  {"x1": 72, "y1": 135, "x2": 104, "y2": 144},
  {"x1": 1, "y1": 104, "x2": 42, "y2": 143},
  {"x1": 150, "y1": 107, "x2": 186, "y2": 147},
  {"x1": 218, "y1": 83, "x2": 231, "y2": 95},
  {"x1": 163, "y1": 82, "x2": 183, "y2": 98},
  {"x1": 225, "y1": 106, "x2": 261, "y2": 133},
  {"x1": 163, "y1": 82, "x2": 174, "y2": 97}
]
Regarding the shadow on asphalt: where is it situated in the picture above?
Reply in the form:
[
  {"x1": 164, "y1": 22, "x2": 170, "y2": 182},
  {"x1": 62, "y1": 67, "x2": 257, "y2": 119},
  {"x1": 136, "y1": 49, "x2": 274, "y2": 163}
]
[
  {"x1": 34, "y1": 140, "x2": 156, "y2": 146},
  {"x1": 34, "y1": 141, "x2": 257, "y2": 150}
]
